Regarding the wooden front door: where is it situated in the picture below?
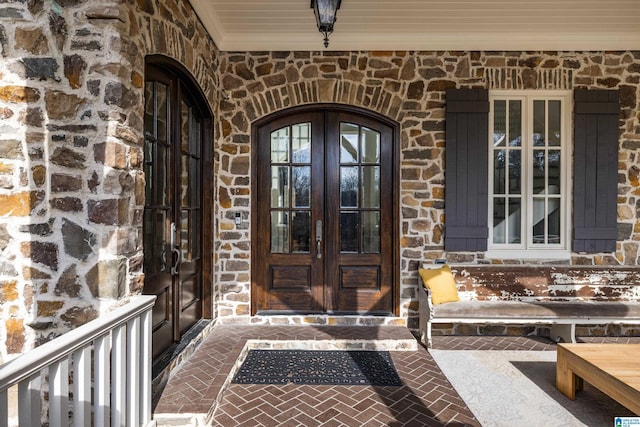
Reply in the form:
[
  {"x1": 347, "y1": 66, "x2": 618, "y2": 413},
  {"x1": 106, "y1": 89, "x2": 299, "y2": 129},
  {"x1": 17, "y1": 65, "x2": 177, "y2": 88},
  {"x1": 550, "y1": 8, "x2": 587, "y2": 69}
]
[
  {"x1": 254, "y1": 107, "x2": 396, "y2": 315},
  {"x1": 143, "y1": 64, "x2": 205, "y2": 358}
]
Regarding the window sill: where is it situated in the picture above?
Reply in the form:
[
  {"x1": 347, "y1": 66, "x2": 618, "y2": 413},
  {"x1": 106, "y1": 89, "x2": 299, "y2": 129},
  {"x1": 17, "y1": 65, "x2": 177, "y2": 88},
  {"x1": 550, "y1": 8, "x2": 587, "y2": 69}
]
[{"x1": 485, "y1": 249, "x2": 571, "y2": 261}]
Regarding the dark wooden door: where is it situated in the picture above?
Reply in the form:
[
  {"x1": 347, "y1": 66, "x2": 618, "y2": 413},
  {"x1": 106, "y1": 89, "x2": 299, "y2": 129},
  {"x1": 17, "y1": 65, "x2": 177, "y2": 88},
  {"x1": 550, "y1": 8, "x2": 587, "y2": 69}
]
[
  {"x1": 143, "y1": 65, "x2": 204, "y2": 358},
  {"x1": 325, "y1": 111, "x2": 394, "y2": 313},
  {"x1": 254, "y1": 108, "x2": 395, "y2": 314},
  {"x1": 255, "y1": 111, "x2": 325, "y2": 312}
]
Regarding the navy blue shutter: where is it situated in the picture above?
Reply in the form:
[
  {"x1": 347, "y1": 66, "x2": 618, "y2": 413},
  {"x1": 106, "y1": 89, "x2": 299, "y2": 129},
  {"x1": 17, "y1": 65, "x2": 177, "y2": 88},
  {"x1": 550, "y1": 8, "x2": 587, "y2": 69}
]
[
  {"x1": 573, "y1": 89, "x2": 619, "y2": 253},
  {"x1": 445, "y1": 88, "x2": 490, "y2": 251}
]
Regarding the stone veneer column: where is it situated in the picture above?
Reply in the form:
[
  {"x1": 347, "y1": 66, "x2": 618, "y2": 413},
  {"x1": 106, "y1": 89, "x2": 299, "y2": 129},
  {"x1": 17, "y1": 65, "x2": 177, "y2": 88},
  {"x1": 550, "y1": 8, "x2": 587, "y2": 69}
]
[
  {"x1": 0, "y1": 0, "x2": 219, "y2": 361},
  {"x1": 0, "y1": 0, "x2": 146, "y2": 362}
]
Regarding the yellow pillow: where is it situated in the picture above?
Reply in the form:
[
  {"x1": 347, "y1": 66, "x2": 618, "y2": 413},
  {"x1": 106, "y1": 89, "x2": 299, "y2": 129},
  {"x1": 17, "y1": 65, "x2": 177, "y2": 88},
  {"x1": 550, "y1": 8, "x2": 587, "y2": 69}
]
[{"x1": 419, "y1": 265, "x2": 460, "y2": 305}]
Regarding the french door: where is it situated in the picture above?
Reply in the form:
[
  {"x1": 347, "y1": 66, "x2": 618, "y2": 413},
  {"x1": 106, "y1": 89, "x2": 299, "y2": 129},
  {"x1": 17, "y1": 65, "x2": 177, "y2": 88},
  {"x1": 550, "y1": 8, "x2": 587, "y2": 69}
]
[
  {"x1": 254, "y1": 108, "x2": 396, "y2": 315},
  {"x1": 143, "y1": 64, "x2": 205, "y2": 358}
]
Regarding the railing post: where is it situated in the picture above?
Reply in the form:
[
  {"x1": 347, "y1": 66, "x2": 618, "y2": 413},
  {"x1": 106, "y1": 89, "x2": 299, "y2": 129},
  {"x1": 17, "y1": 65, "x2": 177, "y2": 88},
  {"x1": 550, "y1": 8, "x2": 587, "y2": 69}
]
[
  {"x1": 111, "y1": 324, "x2": 127, "y2": 427},
  {"x1": 140, "y1": 309, "x2": 152, "y2": 425},
  {"x1": 49, "y1": 359, "x2": 69, "y2": 427},
  {"x1": 18, "y1": 372, "x2": 41, "y2": 426},
  {"x1": 126, "y1": 316, "x2": 140, "y2": 426},
  {"x1": 0, "y1": 389, "x2": 6, "y2": 427},
  {"x1": 73, "y1": 347, "x2": 91, "y2": 427},
  {"x1": 94, "y1": 333, "x2": 111, "y2": 427}
]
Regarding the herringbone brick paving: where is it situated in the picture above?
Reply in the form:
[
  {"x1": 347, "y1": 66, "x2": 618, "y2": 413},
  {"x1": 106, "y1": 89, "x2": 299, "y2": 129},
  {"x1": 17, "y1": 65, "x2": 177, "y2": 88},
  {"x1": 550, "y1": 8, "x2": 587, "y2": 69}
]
[
  {"x1": 211, "y1": 349, "x2": 478, "y2": 426},
  {"x1": 153, "y1": 325, "x2": 640, "y2": 426}
]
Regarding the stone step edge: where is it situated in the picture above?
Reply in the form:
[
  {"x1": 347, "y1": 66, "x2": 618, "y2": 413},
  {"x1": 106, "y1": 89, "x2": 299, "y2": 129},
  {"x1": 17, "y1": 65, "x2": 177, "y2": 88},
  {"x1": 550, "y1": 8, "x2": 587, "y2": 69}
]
[
  {"x1": 246, "y1": 338, "x2": 418, "y2": 351},
  {"x1": 153, "y1": 413, "x2": 207, "y2": 427}
]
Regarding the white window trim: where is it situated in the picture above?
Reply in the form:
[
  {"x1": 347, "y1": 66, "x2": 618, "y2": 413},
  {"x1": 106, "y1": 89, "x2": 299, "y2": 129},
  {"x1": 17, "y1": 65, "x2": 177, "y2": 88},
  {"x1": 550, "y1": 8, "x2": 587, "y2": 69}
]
[{"x1": 486, "y1": 90, "x2": 572, "y2": 260}]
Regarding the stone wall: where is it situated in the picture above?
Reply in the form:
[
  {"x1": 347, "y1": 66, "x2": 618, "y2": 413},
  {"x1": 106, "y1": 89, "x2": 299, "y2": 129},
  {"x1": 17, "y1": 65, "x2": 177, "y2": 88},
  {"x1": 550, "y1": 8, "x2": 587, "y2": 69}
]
[
  {"x1": 0, "y1": 0, "x2": 218, "y2": 362},
  {"x1": 216, "y1": 50, "x2": 640, "y2": 329},
  {"x1": 1, "y1": 0, "x2": 640, "y2": 361}
]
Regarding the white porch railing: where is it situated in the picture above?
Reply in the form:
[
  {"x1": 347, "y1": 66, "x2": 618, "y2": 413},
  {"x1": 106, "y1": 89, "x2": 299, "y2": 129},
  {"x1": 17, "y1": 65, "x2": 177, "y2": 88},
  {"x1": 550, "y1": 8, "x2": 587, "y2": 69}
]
[{"x1": 0, "y1": 295, "x2": 156, "y2": 427}]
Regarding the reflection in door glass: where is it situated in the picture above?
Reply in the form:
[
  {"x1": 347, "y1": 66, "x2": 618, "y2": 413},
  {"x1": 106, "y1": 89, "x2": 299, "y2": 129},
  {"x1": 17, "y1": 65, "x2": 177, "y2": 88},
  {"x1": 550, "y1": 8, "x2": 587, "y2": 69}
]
[
  {"x1": 292, "y1": 123, "x2": 311, "y2": 163},
  {"x1": 271, "y1": 127, "x2": 289, "y2": 162},
  {"x1": 271, "y1": 211, "x2": 289, "y2": 253},
  {"x1": 362, "y1": 127, "x2": 380, "y2": 163},
  {"x1": 340, "y1": 123, "x2": 359, "y2": 163},
  {"x1": 144, "y1": 82, "x2": 155, "y2": 137},
  {"x1": 157, "y1": 145, "x2": 167, "y2": 205},
  {"x1": 181, "y1": 210, "x2": 190, "y2": 261},
  {"x1": 192, "y1": 210, "x2": 200, "y2": 258},
  {"x1": 156, "y1": 83, "x2": 168, "y2": 142},
  {"x1": 191, "y1": 157, "x2": 201, "y2": 204},
  {"x1": 144, "y1": 141, "x2": 154, "y2": 202},
  {"x1": 292, "y1": 166, "x2": 310, "y2": 207},
  {"x1": 270, "y1": 166, "x2": 289, "y2": 208},
  {"x1": 291, "y1": 211, "x2": 310, "y2": 252},
  {"x1": 181, "y1": 154, "x2": 190, "y2": 206},
  {"x1": 340, "y1": 212, "x2": 359, "y2": 252},
  {"x1": 144, "y1": 210, "x2": 154, "y2": 269},
  {"x1": 155, "y1": 211, "x2": 167, "y2": 271},
  {"x1": 362, "y1": 211, "x2": 380, "y2": 253},
  {"x1": 361, "y1": 166, "x2": 380, "y2": 208},
  {"x1": 340, "y1": 167, "x2": 358, "y2": 207},
  {"x1": 181, "y1": 100, "x2": 190, "y2": 152}
]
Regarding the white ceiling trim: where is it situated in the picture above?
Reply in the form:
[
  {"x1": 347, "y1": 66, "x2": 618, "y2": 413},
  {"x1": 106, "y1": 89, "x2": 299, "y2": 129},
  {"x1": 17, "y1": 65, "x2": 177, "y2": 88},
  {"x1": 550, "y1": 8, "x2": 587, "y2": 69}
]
[
  {"x1": 213, "y1": 32, "x2": 640, "y2": 52},
  {"x1": 190, "y1": 0, "x2": 640, "y2": 52}
]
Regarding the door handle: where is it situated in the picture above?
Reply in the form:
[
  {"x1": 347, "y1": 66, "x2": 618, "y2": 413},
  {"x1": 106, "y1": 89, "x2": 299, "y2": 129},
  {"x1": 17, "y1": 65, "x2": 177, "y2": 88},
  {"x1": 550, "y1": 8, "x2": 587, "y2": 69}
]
[
  {"x1": 171, "y1": 247, "x2": 181, "y2": 276},
  {"x1": 170, "y1": 222, "x2": 181, "y2": 276},
  {"x1": 315, "y1": 220, "x2": 322, "y2": 259}
]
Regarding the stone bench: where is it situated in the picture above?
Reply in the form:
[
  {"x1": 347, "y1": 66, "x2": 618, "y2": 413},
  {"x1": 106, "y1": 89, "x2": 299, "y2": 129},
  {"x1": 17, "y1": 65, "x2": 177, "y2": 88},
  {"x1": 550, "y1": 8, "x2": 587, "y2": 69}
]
[{"x1": 418, "y1": 265, "x2": 640, "y2": 348}]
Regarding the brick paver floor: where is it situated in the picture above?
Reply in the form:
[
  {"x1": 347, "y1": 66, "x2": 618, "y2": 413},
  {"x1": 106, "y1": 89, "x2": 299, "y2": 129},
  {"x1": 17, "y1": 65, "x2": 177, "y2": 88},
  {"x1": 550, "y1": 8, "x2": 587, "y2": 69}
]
[{"x1": 153, "y1": 325, "x2": 640, "y2": 426}]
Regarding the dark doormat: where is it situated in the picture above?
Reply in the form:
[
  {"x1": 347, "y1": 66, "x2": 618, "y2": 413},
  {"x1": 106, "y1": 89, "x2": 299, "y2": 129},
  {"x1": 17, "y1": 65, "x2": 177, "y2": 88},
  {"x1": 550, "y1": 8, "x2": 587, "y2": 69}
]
[{"x1": 232, "y1": 350, "x2": 403, "y2": 386}]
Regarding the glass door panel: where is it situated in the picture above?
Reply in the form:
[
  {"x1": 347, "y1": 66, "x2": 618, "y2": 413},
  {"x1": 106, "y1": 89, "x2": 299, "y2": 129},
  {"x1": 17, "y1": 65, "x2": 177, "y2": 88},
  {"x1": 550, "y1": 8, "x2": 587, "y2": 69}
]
[
  {"x1": 338, "y1": 124, "x2": 381, "y2": 254},
  {"x1": 143, "y1": 77, "x2": 174, "y2": 358},
  {"x1": 177, "y1": 97, "x2": 202, "y2": 334},
  {"x1": 269, "y1": 123, "x2": 312, "y2": 255}
]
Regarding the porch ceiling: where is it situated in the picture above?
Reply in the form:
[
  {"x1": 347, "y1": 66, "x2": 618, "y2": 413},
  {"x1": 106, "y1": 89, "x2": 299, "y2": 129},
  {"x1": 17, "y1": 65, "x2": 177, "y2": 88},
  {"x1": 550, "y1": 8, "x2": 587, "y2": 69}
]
[{"x1": 189, "y1": 0, "x2": 640, "y2": 52}]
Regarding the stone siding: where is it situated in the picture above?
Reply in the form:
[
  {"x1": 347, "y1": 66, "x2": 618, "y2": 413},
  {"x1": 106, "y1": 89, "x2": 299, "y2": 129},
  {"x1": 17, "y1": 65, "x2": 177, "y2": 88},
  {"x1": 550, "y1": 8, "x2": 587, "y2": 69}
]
[
  {"x1": 0, "y1": 0, "x2": 218, "y2": 362},
  {"x1": 216, "y1": 50, "x2": 640, "y2": 329}
]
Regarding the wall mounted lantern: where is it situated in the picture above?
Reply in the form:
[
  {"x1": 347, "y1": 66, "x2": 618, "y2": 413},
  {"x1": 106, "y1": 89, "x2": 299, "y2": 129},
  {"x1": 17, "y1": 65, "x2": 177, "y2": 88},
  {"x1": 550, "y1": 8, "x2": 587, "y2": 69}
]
[{"x1": 311, "y1": 0, "x2": 342, "y2": 48}]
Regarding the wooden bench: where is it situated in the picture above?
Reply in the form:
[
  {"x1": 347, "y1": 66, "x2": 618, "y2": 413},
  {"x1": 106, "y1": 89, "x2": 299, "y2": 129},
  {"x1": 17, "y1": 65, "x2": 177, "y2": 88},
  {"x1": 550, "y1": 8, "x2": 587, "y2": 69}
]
[
  {"x1": 556, "y1": 343, "x2": 640, "y2": 415},
  {"x1": 418, "y1": 265, "x2": 640, "y2": 348}
]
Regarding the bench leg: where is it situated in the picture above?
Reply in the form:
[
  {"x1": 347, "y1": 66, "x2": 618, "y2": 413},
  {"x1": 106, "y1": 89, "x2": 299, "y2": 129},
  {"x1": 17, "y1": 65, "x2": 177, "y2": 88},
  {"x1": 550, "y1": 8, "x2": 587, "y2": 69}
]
[
  {"x1": 556, "y1": 346, "x2": 577, "y2": 400},
  {"x1": 550, "y1": 323, "x2": 576, "y2": 344},
  {"x1": 427, "y1": 321, "x2": 433, "y2": 348}
]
